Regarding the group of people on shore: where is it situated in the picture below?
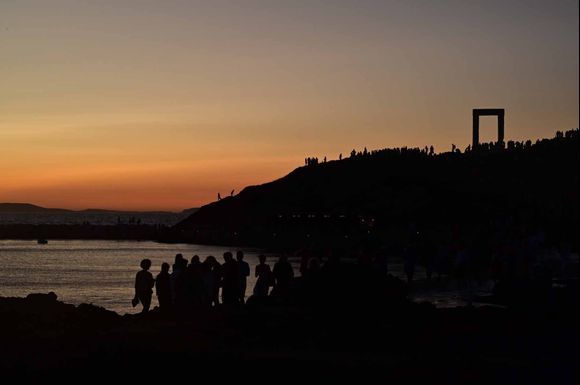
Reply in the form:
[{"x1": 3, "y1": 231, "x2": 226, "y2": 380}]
[
  {"x1": 133, "y1": 213, "x2": 578, "y2": 314},
  {"x1": 133, "y1": 252, "x2": 294, "y2": 313}
]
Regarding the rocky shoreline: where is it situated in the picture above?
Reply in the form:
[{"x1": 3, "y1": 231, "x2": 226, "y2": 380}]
[{"x1": 1, "y1": 286, "x2": 577, "y2": 384}]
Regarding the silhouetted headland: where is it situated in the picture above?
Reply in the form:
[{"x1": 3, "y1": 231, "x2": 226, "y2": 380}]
[{"x1": 174, "y1": 129, "x2": 579, "y2": 250}]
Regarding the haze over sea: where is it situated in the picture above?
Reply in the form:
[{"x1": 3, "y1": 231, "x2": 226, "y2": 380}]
[{"x1": 0, "y1": 239, "x2": 494, "y2": 314}]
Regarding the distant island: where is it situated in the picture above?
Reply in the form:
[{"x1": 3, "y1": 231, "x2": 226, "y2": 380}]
[
  {"x1": 0, "y1": 204, "x2": 198, "y2": 239},
  {"x1": 0, "y1": 203, "x2": 73, "y2": 214},
  {"x1": 0, "y1": 202, "x2": 197, "y2": 215}
]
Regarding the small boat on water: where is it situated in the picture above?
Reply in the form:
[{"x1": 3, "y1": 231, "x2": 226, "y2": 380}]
[{"x1": 37, "y1": 239, "x2": 48, "y2": 245}]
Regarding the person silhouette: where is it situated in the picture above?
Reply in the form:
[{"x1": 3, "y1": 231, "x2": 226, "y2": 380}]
[
  {"x1": 200, "y1": 257, "x2": 213, "y2": 306},
  {"x1": 190, "y1": 255, "x2": 200, "y2": 267},
  {"x1": 230, "y1": 189, "x2": 235, "y2": 197},
  {"x1": 221, "y1": 252, "x2": 240, "y2": 305},
  {"x1": 170, "y1": 254, "x2": 188, "y2": 311},
  {"x1": 155, "y1": 262, "x2": 171, "y2": 311},
  {"x1": 133, "y1": 259, "x2": 154, "y2": 313},
  {"x1": 253, "y1": 254, "x2": 273, "y2": 297},
  {"x1": 200, "y1": 256, "x2": 221, "y2": 307},
  {"x1": 185, "y1": 255, "x2": 203, "y2": 309},
  {"x1": 217, "y1": 193, "x2": 222, "y2": 201},
  {"x1": 272, "y1": 255, "x2": 294, "y2": 297},
  {"x1": 236, "y1": 251, "x2": 250, "y2": 304},
  {"x1": 209, "y1": 256, "x2": 222, "y2": 306}
]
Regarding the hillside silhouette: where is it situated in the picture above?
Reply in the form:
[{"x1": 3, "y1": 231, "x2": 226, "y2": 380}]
[{"x1": 175, "y1": 130, "x2": 579, "y2": 248}]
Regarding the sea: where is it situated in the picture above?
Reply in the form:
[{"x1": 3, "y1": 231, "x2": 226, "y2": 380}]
[{"x1": 0, "y1": 239, "x2": 495, "y2": 314}]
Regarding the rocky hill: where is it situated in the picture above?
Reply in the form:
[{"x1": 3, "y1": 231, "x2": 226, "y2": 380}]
[{"x1": 174, "y1": 130, "x2": 579, "y2": 248}]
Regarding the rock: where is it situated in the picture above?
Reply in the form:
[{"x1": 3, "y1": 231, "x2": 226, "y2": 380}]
[{"x1": 26, "y1": 292, "x2": 58, "y2": 303}]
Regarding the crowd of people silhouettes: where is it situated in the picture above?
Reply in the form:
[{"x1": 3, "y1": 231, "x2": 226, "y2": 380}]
[
  {"x1": 133, "y1": 214, "x2": 576, "y2": 314},
  {"x1": 133, "y1": 251, "x2": 298, "y2": 313},
  {"x1": 135, "y1": 221, "x2": 575, "y2": 315},
  {"x1": 135, "y1": 128, "x2": 578, "y2": 314},
  {"x1": 302, "y1": 129, "x2": 578, "y2": 168}
]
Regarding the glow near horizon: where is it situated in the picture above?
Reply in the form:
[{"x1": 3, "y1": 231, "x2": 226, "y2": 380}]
[{"x1": 0, "y1": 0, "x2": 578, "y2": 211}]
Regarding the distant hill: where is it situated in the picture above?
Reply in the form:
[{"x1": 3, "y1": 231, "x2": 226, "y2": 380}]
[
  {"x1": 174, "y1": 130, "x2": 579, "y2": 248},
  {"x1": 0, "y1": 203, "x2": 196, "y2": 215},
  {"x1": 0, "y1": 204, "x2": 198, "y2": 227},
  {"x1": 0, "y1": 203, "x2": 72, "y2": 214},
  {"x1": 180, "y1": 207, "x2": 200, "y2": 215},
  {"x1": 78, "y1": 208, "x2": 180, "y2": 215}
]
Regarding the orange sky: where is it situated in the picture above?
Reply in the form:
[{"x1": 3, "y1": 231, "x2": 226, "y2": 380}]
[{"x1": 1, "y1": 1, "x2": 578, "y2": 211}]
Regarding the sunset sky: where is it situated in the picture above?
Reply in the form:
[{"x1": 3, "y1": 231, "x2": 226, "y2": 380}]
[{"x1": 1, "y1": 1, "x2": 578, "y2": 211}]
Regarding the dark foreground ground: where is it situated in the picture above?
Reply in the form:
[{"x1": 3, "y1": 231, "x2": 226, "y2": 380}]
[{"x1": 0, "y1": 284, "x2": 577, "y2": 384}]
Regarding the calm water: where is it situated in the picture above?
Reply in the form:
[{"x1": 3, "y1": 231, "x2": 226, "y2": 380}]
[
  {"x1": 0, "y1": 240, "x2": 271, "y2": 314},
  {"x1": 0, "y1": 240, "x2": 491, "y2": 314}
]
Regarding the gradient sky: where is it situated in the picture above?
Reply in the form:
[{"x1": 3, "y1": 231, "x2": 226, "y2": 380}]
[{"x1": 1, "y1": 0, "x2": 578, "y2": 211}]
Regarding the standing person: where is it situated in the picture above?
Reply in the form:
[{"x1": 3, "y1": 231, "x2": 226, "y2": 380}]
[
  {"x1": 236, "y1": 251, "x2": 250, "y2": 303},
  {"x1": 209, "y1": 256, "x2": 222, "y2": 306},
  {"x1": 200, "y1": 257, "x2": 214, "y2": 307},
  {"x1": 190, "y1": 255, "x2": 201, "y2": 268},
  {"x1": 221, "y1": 252, "x2": 240, "y2": 305},
  {"x1": 253, "y1": 255, "x2": 273, "y2": 297},
  {"x1": 133, "y1": 259, "x2": 154, "y2": 313},
  {"x1": 170, "y1": 254, "x2": 188, "y2": 312},
  {"x1": 185, "y1": 256, "x2": 203, "y2": 308},
  {"x1": 272, "y1": 255, "x2": 294, "y2": 297},
  {"x1": 155, "y1": 262, "x2": 171, "y2": 311}
]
